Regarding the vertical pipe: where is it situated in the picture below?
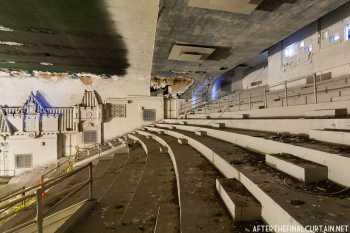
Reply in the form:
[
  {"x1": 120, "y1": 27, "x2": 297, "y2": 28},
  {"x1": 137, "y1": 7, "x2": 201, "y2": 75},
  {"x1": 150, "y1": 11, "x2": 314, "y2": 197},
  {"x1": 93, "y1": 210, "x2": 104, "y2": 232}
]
[
  {"x1": 238, "y1": 93, "x2": 241, "y2": 111},
  {"x1": 313, "y1": 74, "x2": 318, "y2": 104},
  {"x1": 249, "y1": 94, "x2": 252, "y2": 110},
  {"x1": 284, "y1": 81, "x2": 288, "y2": 107},
  {"x1": 89, "y1": 163, "x2": 93, "y2": 200},
  {"x1": 264, "y1": 87, "x2": 268, "y2": 108},
  {"x1": 36, "y1": 189, "x2": 43, "y2": 233}
]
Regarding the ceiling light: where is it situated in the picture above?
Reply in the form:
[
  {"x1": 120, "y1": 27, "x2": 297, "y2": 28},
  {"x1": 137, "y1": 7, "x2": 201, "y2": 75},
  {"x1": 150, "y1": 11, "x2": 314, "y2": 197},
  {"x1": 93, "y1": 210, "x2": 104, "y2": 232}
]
[
  {"x1": 0, "y1": 25, "x2": 14, "y2": 32},
  {"x1": 0, "y1": 41, "x2": 23, "y2": 46},
  {"x1": 40, "y1": 62, "x2": 54, "y2": 66}
]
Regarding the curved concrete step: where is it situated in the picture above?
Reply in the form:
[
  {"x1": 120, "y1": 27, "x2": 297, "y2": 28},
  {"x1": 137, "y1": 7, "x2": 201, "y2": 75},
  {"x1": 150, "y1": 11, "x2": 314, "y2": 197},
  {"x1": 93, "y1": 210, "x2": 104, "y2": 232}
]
[
  {"x1": 163, "y1": 118, "x2": 350, "y2": 135},
  {"x1": 216, "y1": 178, "x2": 261, "y2": 222},
  {"x1": 309, "y1": 129, "x2": 350, "y2": 146},
  {"x1": 155, "y1": 123, "x2": 350, "y2": 187},
  {"x1": 145, "y1": 127, "x2": 350, "y2": 233},
  {"x1": 134, "y1": 131, "x2": 183, "y2": 233},
  {"x1": 140, "y1": 132, "x2": 244, "y2": 233},
  {"x1": 266, "y1": 153, "x2": 328, "y2": 184}
]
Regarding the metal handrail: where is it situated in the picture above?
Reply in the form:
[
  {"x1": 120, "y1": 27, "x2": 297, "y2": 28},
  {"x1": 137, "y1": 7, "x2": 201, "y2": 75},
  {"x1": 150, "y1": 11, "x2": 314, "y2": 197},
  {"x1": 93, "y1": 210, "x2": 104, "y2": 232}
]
[
  {"x1": 0, "y1": 162, "x2": 93, "y2": 233},
  {"x1": 179, "y1": 74, "x2": 350, "y2": 115}
]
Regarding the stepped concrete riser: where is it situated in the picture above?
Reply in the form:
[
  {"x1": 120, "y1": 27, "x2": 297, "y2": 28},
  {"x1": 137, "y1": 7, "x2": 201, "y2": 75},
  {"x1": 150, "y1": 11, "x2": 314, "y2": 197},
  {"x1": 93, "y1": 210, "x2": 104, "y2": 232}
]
[
  {"x1": 211, "y1": 123, "x2": 225, "y2": 128},
  {"x1": 177, "y1": 138, "x2": 188, "y2": 145},
  {"x1": 159, "y1": 146, "x2": 168, "y2": 154},
  {"x1": 265, "y1": 154, "x2": 328, "y2": 184},
  {"x1": 216, "y1": 179, "x2": 261, "y2": 222},
  {"x1": 195, "y1": 131, "x2": 207, "y2": 136},
  {"x1": 304, "y1": 108, "x2": 347, "y2": 118},
  {"x1": 146, "y1": 127, "x2": 308, "y2": 233},
  {"x1": 156, "y1": 124, "x2": 350, "y2": 187},
  {"x1": 182, "y1": 100, "x2": 350, "y2": 119},
  {"x1": 163, "y1": 118, "x2": 350, "y2": 135},
  {"x1": 309, "y1": 129, "x2": 350, "y2": 146},
  {"x1": 128, "y1": 134, "x2": 149, "y2": 155},
  {"x1": 135, "y1": 130, "x2": 183, "y2": 231}
]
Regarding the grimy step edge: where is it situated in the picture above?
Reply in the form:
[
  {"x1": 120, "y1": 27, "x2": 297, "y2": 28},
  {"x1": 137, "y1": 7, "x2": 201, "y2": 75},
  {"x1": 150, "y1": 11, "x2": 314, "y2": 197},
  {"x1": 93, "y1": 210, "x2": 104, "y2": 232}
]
[
  {"x1": 128, "y1": 134, "x2": 149, "y2": 155},
  {"x1": 265, "y1": 153, "x2": 328, "y2": 184},
  {"x1": 216, "y1": 178, "x2": 261, "y2": 222},
  {"x1": 134, "y1": 131, "x2": 183, "y2": 233},
  {"x1": 155, "y1": 123, "x2": 350, "y2": 187},
  {"x1": 309, "y1": 129, "x2": 350, "y2": 146},
  {"x1": 163, "y1": 118, "x2": 350, "y2": 135},
  {"x1": 145, "y1": 126, "x2": 347, "y2": 233}
]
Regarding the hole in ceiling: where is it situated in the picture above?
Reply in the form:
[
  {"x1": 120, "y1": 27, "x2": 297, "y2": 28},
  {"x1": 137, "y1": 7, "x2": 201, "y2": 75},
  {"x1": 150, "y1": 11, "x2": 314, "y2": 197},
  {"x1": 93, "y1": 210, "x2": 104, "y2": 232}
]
[
  {"x1": 0, "y1": 41, "x2": 23, "y2": 46},
  {"x1": 207, "y1": 47, "x2": 232, "y2": 60},
  {"x1": 220, "y1": 67, "x2": 228, "y2": 70},
  {"x1": 188, "y1": 0, "x2": 263, "y2": 14},
  {"x1": 169, "y1": 44, "x2": 216, "y2": 62},
  {"x1": 256, "y1": 0, "x2": 297, "y2": 11},
  {"x1": 195, "y1": 70, "x2": 207, "y2": 74}
]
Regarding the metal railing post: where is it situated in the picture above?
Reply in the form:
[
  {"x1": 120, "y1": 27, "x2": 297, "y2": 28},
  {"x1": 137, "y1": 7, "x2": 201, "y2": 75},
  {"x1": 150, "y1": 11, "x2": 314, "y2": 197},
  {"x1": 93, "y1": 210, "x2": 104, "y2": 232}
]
[
  {"x1": 249, "y1": 94, "x2": 252, "y2": 110},
  {"x1": 264, "y1": 87, "x2": 268, "y2": 108},
  {"x1": 284, "y1": 81, "x2": 288, "y2": 107},
  {"x1": 19, "y1": 186, "x2": 26, "y2": 207},
  {"x1": 313, "y1": 74, "x2": 318, "y2": 104},
  {"x1": 88, "y1": 163, "x2": 93, "y2": 200},
  {"x1": 36, "y1": 189, "x2": 43, "y2": 233},
  {"x1": 238, "y1": 93, "x2": 241, "y2": 111}
]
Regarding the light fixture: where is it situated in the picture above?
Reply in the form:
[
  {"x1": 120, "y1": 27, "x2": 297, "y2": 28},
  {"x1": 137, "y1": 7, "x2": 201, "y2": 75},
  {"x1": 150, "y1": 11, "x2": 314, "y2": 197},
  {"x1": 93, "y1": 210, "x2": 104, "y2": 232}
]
[
  {"x1": 0, "y1": 41, "x2": 23, "y2": 46},
  {"x1": 0, "y1": 25, "x2": 14, "y2": 32}
]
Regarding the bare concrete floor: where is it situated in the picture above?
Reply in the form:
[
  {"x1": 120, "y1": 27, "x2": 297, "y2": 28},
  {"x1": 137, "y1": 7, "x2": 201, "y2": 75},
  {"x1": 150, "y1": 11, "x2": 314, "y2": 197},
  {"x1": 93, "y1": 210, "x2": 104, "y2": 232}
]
[
  {"x1": 156, "y1": 134, "x2": 257, "y2": 233},
  {"x1": 172, "y1": 129, "x2": 350, "y2": 228},
  {"x1": 178, "y1": 123, "x2": 350, "y2": 158},
  {"x1": 70, "y1": 137, "x2": 179, "y2": 233},
  {"x1": 0, "y1": 149, "x2": 131, "y2": 232}
]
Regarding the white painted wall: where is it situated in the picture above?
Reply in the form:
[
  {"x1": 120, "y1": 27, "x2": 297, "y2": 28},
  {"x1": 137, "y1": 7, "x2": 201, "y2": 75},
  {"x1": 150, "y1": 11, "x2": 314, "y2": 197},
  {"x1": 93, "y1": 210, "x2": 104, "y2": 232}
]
[
  {"x1": 233, "y1": 4, "x2": 350, "y2": 91},
  {"x1": 104, "y1": 96, "x2": 164, "y2": 139},
  {"x1": 242, "y1": 66, "x2": 268, "y2": 89},
  {"x1": 6, "y1": 134, "x2": 59, "y2": 175},
  {"x1": 267, "y1": 4, "x2": 350, "y2": 87}
]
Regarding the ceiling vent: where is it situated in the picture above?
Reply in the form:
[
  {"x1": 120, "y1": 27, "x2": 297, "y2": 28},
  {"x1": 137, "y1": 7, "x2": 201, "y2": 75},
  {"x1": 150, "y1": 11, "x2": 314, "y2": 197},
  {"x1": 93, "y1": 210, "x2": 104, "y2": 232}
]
[
  {"x1": 168, "y1": 44, "x2": 216, "y2": 62},
  {"x1": 188, "y1": 0, "x2": 263, "y2": 14}
]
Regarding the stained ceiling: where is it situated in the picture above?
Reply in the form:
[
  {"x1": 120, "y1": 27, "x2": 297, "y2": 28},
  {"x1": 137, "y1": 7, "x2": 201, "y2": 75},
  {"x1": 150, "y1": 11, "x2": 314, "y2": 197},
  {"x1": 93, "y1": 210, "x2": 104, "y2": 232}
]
[
  {"x1": 152, "y1": 0, "x2": 350, "y2": 83},
  {"x1": 0, "y1": 0, "x2": 129, "y2": 75},
  {"x1": 0, "y1": 0, "x2": 349, "y2": 86}
]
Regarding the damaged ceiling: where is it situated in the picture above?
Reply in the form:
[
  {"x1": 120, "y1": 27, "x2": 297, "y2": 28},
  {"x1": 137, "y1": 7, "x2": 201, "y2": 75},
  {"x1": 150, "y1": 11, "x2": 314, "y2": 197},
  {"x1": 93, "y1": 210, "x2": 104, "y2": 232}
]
[
  {"x1": 0, "y1": 0, "x2": 349, "y2": 89},
  {"x1": 152, "y1": 0, "x2": 350, "y2": 83},
  {"x1": 0, "y1": 0, "x2": 129, "y2": 75}
]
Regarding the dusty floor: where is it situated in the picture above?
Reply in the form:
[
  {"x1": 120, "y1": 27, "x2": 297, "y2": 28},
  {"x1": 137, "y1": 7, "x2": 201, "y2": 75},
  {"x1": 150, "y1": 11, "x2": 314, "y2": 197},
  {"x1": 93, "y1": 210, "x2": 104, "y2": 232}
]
[
  {"x1": 183, "y1": 123, "x2": 350, "y2": 158},
  {"x1": 171, "y1": 128, "x2": 350, "y2": 228},
  {"x1": 70, "y1": 136, "x2": 179, "y2": 233},
  {"x1": 156, "y1": 133, "x2": 267, "y2": 233}
]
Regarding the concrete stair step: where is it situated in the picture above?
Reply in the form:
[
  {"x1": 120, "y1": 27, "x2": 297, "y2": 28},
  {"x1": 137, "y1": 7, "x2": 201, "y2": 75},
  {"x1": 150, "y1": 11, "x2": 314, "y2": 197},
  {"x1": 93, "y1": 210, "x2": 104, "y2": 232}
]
[
  {"x1": 211, "y1": 122, "x2": 225, "y2": 128},
  {"x1": 157, "y1": 123, "x2": 350, "y2": 187},
  {"x1": 146, "y1": 127, "x2": 350, "y2": 231},
  {"x1": 177, "y1": 138, "x2": 188, "y2": 145},
  {"x1": 216, "y1": 178, "x2": 261, "y2": 222},
  {"x1": 266, "y1": 153, "x2": 328, "y2": 184},
  {"x1": 309, "y1": 129, "x2": 350, "y2": 146},
  {"x1": 195, "y1": 130, "x2": 207, "y2": 136},
  {"x1": 304, "y1": 108, "x2": 347, "y2": 118}
]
